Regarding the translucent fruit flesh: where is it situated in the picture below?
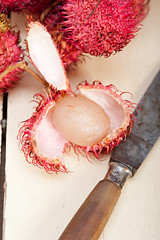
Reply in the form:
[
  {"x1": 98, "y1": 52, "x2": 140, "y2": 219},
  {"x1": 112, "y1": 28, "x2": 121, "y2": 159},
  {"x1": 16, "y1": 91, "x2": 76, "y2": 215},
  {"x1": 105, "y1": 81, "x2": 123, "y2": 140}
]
[{"x1": 52, "y1": 94, "x2": 110, "y2": 146}]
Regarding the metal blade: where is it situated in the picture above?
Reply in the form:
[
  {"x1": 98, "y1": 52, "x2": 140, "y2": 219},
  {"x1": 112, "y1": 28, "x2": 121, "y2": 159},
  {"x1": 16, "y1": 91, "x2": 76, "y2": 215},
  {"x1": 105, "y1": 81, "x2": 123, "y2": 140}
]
[{"x1": 110, "y1": 71, "x2": 160, "y2": 175}]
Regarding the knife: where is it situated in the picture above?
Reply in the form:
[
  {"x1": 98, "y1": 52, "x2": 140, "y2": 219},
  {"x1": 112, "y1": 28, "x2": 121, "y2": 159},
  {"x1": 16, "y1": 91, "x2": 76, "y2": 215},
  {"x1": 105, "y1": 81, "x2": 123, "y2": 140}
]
[{"x1": 59, "y1": 71, "x2": 160, "y2": 240}]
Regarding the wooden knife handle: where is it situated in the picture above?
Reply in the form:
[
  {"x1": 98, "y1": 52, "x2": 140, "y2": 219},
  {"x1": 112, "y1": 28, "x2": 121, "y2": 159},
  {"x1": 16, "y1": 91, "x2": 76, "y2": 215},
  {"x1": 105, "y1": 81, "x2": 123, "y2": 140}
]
[{"x1": 59, "y1": 179, "x2": 121, "y2": 240}]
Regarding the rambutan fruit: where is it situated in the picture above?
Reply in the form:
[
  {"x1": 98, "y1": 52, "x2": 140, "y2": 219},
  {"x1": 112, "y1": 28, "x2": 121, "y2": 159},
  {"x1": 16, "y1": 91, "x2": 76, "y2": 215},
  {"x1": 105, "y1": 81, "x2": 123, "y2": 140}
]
[
  {"x1": 17, "y1": 21, "x2": 136, "y2": 173},
  {"x1": 62, "y1": 0, "x2": 150, "y2": 57},
  {"x1": 41, "y1": 1, "x2": 83, "y2": 70},
  {"x1": 0, "y1": 14, "x2": 24, "y2": 93}
]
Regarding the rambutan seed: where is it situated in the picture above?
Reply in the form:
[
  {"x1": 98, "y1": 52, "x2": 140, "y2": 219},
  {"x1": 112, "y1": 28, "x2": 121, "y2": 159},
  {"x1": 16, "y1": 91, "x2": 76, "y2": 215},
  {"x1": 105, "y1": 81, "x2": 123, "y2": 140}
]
[{"x1": 52, "y1": 94, "x2": 110, "y2": 147}]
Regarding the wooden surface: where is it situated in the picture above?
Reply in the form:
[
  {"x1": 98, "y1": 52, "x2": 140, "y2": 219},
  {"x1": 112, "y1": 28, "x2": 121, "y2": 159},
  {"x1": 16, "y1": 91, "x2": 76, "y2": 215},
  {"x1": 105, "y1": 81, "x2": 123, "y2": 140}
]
[{"x1": 2, "y1": 1, "x2": 160, "y2": 239}]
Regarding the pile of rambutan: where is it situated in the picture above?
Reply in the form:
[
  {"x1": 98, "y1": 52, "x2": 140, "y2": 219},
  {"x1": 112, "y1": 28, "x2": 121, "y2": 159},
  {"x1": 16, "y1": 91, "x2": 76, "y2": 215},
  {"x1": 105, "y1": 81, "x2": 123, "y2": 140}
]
[
  {"x1": 0, "y1": 1, "x2": 150, "y2": 173},
  {"x1": 0, "y1": 0, "x2": 150, "y2": 93}
]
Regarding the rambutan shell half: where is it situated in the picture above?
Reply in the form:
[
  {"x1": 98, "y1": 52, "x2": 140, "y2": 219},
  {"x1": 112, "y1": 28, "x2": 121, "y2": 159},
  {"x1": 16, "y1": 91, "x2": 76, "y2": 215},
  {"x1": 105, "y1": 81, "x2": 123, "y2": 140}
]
[
  {"x1": 27, "y1": 21, "x2": 70, "y2": 91},
  {"x1": 18, "y1": 93, "x2": 69, "y2": 173}
]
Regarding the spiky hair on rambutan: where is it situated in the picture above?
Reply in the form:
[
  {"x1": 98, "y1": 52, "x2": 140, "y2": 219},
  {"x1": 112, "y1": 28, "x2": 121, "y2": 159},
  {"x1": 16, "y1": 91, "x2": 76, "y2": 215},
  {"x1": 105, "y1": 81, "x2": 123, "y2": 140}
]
[
  {"x1": 17, "y1": 21, "x2": 137, "y2": 173},
  {"x1": 0, "y1": 14, "x2": 24, "y2": 93},
  {"x1": 41, "y1": 1, "x2": 83, "y2": 70},
  {"x1": 62, "y1": 0, "x2": 150, "y2": 57}
]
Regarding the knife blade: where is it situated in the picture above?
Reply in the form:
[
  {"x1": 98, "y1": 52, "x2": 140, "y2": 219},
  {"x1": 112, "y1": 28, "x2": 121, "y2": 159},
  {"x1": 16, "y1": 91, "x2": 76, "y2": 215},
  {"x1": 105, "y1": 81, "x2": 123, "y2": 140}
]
[
  {"x1": 110, "y1": 70, "x2": 160, "y2": 175},
  {"x1": 59, "y1": 71, "x2": 160, "y2": 240}
]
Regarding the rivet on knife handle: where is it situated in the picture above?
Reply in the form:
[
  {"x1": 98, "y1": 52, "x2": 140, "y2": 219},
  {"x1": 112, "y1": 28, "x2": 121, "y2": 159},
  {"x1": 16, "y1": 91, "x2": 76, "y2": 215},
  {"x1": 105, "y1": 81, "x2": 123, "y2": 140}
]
[{"x1": 58, "y1": 163, "x2": 132, "y2": 240}]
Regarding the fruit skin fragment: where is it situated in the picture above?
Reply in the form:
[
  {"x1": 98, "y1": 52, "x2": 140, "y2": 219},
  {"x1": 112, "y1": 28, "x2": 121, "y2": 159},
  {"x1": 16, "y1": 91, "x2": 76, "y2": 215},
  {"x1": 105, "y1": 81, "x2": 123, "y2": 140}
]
[{"x1": 26, "y1": 21, "x2": 70, "y2": 92}]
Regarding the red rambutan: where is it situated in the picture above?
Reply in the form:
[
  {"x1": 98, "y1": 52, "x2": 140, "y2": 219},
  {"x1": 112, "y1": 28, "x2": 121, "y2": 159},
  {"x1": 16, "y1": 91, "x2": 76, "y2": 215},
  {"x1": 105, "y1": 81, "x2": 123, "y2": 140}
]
[
  {"x1": 0, "y1": 14, "x2": 24, "y2": 93},
  {"x1": 62, "y1": 0, "x2": 150, "y2": 57}
]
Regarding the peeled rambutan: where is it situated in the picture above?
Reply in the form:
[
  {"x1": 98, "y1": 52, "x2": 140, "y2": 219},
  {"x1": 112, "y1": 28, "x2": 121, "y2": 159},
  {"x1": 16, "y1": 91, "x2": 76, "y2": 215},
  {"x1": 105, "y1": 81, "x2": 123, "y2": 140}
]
[
  {"x1": 17, "y1": 21, "x2": 136, "y2": 173},
  {"x1": 62, "y1": 0, "x2": 149, "y2": 57},
  {"x1": 0, "y1": 14, "x2": 24, "y2": 93},
  {"x1": 42, "y1": 1, "x2": 83, "y2": 70}
]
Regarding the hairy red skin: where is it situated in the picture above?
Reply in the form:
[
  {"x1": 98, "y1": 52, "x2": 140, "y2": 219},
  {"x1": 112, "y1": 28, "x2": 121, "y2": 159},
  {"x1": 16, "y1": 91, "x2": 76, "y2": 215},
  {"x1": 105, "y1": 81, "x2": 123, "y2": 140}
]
[
  {"x1": 42, "y1": 2, "x2": 83, "y2": 70},
  {"x1": 62, "y1": 0, "x2": 149, "y2": 57},
  {"x1": 17, "y1": 82, "x2": 137, "y2": 173},
  {"x1": 0, "y1": 0, "x2": 53, "y2": 13},
  {"x1": 0, "y1": 30, "x2": 24, "y2": 93}
]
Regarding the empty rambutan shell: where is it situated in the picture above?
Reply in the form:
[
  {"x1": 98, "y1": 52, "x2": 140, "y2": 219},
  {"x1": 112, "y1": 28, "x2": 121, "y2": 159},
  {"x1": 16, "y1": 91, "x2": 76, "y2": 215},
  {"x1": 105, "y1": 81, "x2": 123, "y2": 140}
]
[
  {"x1": 18, "y1": 21, "x2": 136, "y2": 173},
  {"x1": 62, "y1": 0, "x2": 149, "y2": 57},
  {"x1": 0, "y1": 15, "x2": 24, "y2": 93}
]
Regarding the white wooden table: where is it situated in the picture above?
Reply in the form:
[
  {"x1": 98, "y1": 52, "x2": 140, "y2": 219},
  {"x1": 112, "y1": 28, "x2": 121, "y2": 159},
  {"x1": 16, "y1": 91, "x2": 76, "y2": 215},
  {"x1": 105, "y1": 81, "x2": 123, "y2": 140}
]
[{"x1": 1, "y1": 0, "x2": 160, "y2": 239}]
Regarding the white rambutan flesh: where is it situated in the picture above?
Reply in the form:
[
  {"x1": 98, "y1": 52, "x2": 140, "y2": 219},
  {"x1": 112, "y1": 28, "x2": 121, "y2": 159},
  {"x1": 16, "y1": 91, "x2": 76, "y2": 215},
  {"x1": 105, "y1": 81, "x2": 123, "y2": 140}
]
[{"x1": 52, "y1": 94, "x2": 110, "y2": 147}]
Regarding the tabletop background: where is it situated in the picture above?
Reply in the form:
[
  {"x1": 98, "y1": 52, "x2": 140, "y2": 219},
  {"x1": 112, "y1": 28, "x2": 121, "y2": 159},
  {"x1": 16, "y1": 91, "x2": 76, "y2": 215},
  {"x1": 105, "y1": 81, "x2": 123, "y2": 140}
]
[{"x1": 0, "y1": 0, "x2": 160, "y2": 239}]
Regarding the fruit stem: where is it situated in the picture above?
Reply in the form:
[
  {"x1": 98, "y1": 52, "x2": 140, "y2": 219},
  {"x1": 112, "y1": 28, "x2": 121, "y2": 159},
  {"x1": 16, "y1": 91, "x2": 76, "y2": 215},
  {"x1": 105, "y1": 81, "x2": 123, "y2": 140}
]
[
  {"x1": 21, "y1": 61, "x2": 49, "y2": 87},
  {"x1": 0, "y1": 61, "x2": 50, "y2": 89}
]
